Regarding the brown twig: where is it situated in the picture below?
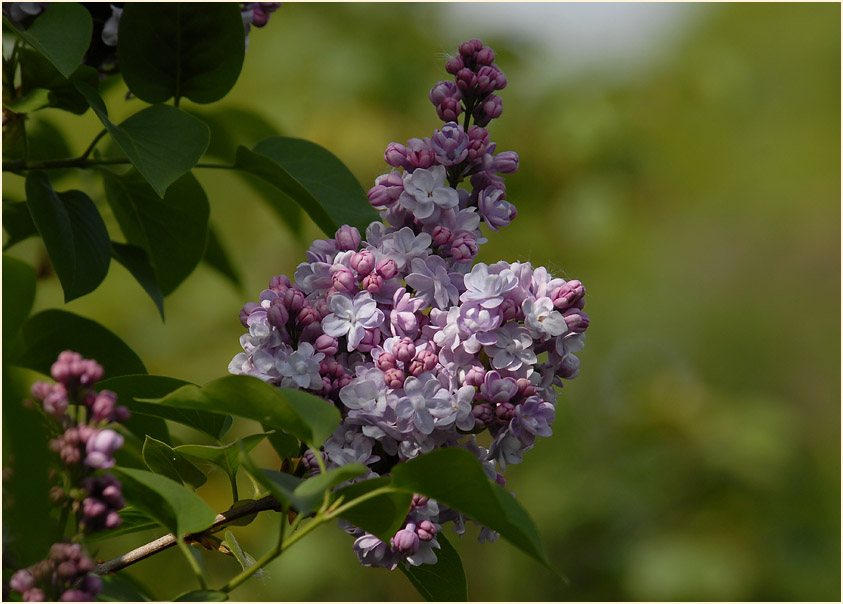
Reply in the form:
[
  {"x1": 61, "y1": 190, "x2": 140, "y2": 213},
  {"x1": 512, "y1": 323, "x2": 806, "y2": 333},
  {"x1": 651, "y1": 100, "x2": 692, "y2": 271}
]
[{"x1": 95, "y1": 495, "x2": 281, "y2": 575}]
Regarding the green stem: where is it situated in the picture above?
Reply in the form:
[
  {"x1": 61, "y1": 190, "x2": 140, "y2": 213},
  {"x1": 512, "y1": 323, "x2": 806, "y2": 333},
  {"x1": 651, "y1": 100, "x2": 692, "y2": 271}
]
[
  {"x1": 79, "y1": 129, "x2": 108, "y2": 160},
  {"x1": 221, "y1": 506, "x2": 287, "y2": 593},
  {"x1": 2, "y1": 157, "x2": 236, "y2": 173},
  {"x1": 229, "y1": 472, "x2": 240, "y2": 503}
]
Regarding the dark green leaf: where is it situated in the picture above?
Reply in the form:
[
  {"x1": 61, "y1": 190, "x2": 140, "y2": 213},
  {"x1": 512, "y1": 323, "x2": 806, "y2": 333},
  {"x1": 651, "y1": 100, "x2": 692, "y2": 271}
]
[
  {"x1": 175, "y1": 432, "x2": 269, "y2": 480},
  {"x1": 102, "y1": 170, "x2": 209, "y2": 295},
  {"x1": 2, "y1": 201, "x2": 38, "y2": 249},
  {"x1": 113, "y1": 467, "x2": 216, "y2": 538},
  {"x1": 97, "y1": 375, "x2": 229, "y2": 441},
  {"x1": 25, "y1": 171, "x2": 111, "y2": 302},
  {"x1": 173, "y1": 590, "x2": 228, "y2": 602},
  {"x1": 111, "y1": 241, "x2": 165, "y2": 320},
  {"x1": 390, "y1": 448, "x2": 552, "y2": 570},
  {"x1": 2, "y1": 255, "x2": 36, "y2": 347},
  {"x1": 190, "y1": 106, "x2": 283, "y2": 162},
  {"x1": 118, "y1": 3, "x2": 245, "y2": 105},
  {"x1": 263, "y1": 424, "x2": 300, "y2": 460},
  {"x1": 82, "y1": 508, "x2": 159, "y2": 543},
  {"x1": 400, "y1": 533, "x2": 468, "y2": 602},
  {"x1": 99, "y1": 571, "x2": 153, "y2": 602},
  {"x1": 8, "y1": 3, "x2": 92, "y2": 78},
  {"x1": 19, "y1": 48, "x2": 99, "y2": 114},
  {"x1": 16, "y1": 309, "x2": 146, "y2": 376},
  {"x1": 150, "y1": 376, "x2": 340, "y2": 447},
  {"x1": 203, "y1": 224, "x2": 242, "y2": 291},
  {"x1": 143, "y1": 436, "x2": 207, "y2": 490},
  {"x1": 293, "y1": 463, "x2": 367, "y2": 505},
  {"x1": 1, "y1": 366, "x2": 52, "y2": 566},
  {"x1": 75, "y1": 82, "x2": 210, "y2": 197},
  {"x1": 235, "y1": 137, "x2": 378, "y2": 236},
  {"x1": 333, "y1": 477, "x2": 412, "y2": 542},
  {"x1": 239, "y1": 451, "x2": 306, "y2": 512}
]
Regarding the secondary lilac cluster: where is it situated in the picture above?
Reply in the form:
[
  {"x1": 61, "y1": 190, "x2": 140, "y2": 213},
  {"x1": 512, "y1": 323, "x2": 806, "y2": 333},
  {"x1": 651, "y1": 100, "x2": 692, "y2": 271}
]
[
  {"x1": 230, "y1": 39, "x2": 589, "y2": 570},
  {"x1": 10, "y1": 352, "x2": 130, "y2": 601},
  {"x1": 9, "y1": 544, "x2": 101, "y2": 602}
]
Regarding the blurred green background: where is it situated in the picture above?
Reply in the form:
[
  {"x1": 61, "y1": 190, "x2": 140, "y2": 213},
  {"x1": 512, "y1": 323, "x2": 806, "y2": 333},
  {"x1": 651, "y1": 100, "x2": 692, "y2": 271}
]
[{"x1": 4, "y1": 2, "x2": 839, "y2": 601}]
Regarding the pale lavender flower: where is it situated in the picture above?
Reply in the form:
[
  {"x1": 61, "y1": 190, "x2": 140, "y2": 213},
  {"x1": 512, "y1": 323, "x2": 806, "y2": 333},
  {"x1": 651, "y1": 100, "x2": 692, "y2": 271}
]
[
  {"x1": 510, "y1": 398, "x2": 555, "y2": 445},
  {"x1": 278, "y1": 342, "x2": 324, "y2": 389},
  {"x1": 405, "y1": 256, "x2": 461, "y2": 310},
  {"x1": 522, "y1": 297, "x2": 568, "y2": 338},
  {"x1": 380, "y1": 227, "x2": 432, "y2": 271},
  {"x1": 398, "y1": 166, "x2": 459, "y2": 221},
  {"x1": 478, "y1": 186, "x2": 517, "y2": 231},
  {"x1": 84, "y1": 430, "x2": 123, "y2": 470},
  {"x1": 389, "y1": 288, "x2": 426, "y2": 338},
  {"x1": 461, "y1": 263, "x2": 518, "y2": 309},
  {"x1": 430, "y1": 122, "x2": 469, "y2": 167},
  {"x1": 322, "y1": 292, "x2": 385, "y2": 351},
  {"x1": 484, "y1": 322, "x2": 537, "y2": 373}
]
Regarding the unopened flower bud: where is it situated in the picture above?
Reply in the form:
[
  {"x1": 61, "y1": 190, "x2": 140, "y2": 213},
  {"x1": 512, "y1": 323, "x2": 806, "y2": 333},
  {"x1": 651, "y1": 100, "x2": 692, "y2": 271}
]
[
  {"x1": 550, "y1": 280, "x2": 585, "y2": 309},
  {"x1": 10, "y1": 570, "x2": 34, "y2": 594},
  {"x1": 393, "y1": 338, "x2": 416, "y2": 363},
  {"x1": 491, "y1": 151, "x2": 519, "y2": 174},
  {"x1": 459, "y1": 39, "x2": 483, "y2": 58},
  {"x1": 431, "y1": 225, "x2": 453, "y2": 246},
  {"x1": 297, "y1": 305, "x2": 320, "y2": 327},
  {"x1": 495, "y1": 402, "x2": 516, "y2": 422},
  {"x1": 476, "y1": 45, "x2": 495, "y2": 66},
  {"x1": 445, "y1": 54, "x2": 464, "y2": 75},
  {"x1": 30, "y1": 382, "x2": 52, "y2": 402},
  {"x1": 429, "y1": 80, "x2": 460, "y2": 106},
  {"x1": 455, "y1": 68, "x2": 477, "y2": 93},
  {"x1": 392, "y1": 527, "x2": 420, "y2": 555},
  {"x1": 411, "y1": 494, "x2": 430, "y2": 509},
  {"x1": 361, "y1": 272, "x2": 383, "y2": 293},
  {"x1": 383, "y1": 368, "x2": 405, "y2": 389},
  {"x1": 375, "y1": 258, "x2": 399, "y2": 280},
  {"x1": 436, "y1": 97, "x2": 462, "y2": 123},
  {"x1": 239, "y1": 302, "x2": 261, "y2": 327},
  {"x1": 335, "y1": 225, "x2": 362, "y2": 251},
  {"x1": 315, "y1": 334, "x2": 339, "y2": 357},
  {"x1": 350, "y1": 250, "x2": 375, "y2": 275},
  {"x1": 384, "y1": 142, "x2": 409, "y2": 168},
  {"x1": 376, "y1": 352, "x2": 396, "y2": 371},
  {"x1": 562, "y1": 308, "x2": 589, "y2": 332},
  {"x1": 331, "y1": 268, "x2": 357, "y2": 293},
  {"x1": 473, "y1": 94, "x2": 503, "y2": 127},
  {"x1": 516, "y1": 378, "x2": 537, "y2": 399},
  {"x1": 269, "y1": 274, "x2": 291, "y2": 292},
  {"x1": 464, "y1": 364, "x2": 485, "y2": 387},
  {"x1": 449, "y1": 232, "x2": 479, "y2": 262},
  {"x1": 284, "y1": 287, "x2": 306, "y2": 312},
  {"x1": 472, "y1": 403, "x2": 495, "y2": 428},
  {"x1": 417, "y1": 519, "x2": 437, "y2": 541},
  {"x1": 267, "y1": 298, "x2": 290, "y2": 328},
  {"x1": 91, "y1": 391, "x2": 117, "y2": 423}
]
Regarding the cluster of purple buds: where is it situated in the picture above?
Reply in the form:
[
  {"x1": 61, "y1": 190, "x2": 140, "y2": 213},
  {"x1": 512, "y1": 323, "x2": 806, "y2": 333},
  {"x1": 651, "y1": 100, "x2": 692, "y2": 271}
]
[
  {"x1": 230, "y1": 40, "x2": 589, "y2": 571},
  {"x1": 9, "y1": 543, "x2": 102, "y2": 602},
  {"x1": 431, "y1": 38, "x2": 507, "y2": 127},
  {"x1": 241, "y1": 2, "x2": 282, "y2": 48}
]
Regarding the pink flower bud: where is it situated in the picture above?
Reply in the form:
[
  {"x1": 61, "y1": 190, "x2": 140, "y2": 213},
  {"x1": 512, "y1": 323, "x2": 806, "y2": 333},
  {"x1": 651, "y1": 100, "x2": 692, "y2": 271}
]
[
  {"x1": 550, "y1": 280, "x2": 585, "y2": 309},
  {"x1": 267, "y1": 298, "x2": 290, "y2": 328},
  {"x1": 445, "y1": 54, "x2": 464, "y2": 75},
  {"x1": 376, "y1": 352, "x2": 397, "y2": 371},
  {"x1": 449, "y1": 232, "x2": 478, "y2": 262},
  {"x1": 384, "y1": 142, "x2": 408, "y2": 168},
  {"x1": 393, "y1": 338, "x2": 416, "y2": 363},
  {"x1": 492, "y1": 151, "x2": 519, "y2": 174},
  {"x1": 375, "y1": 258, "x2": 399, "y2": 280},
  {"x1": 431, "y1": 225, "x2": 453, "y2": 246},
  {"x1": 361, "y1": 272, "x2": 383, "y2": 293},
  {"x1": 335, "y1": 225, "x2": 362, "y2": 251},
  {"x1": 355, "y1": 328, "x2": 381, "y2": 353},
  {"x1": 383, "y1": 368, "x2": 405, "y2": 389},
  {"x1": 284, "y1": 287, "x2": 306, "y2": 312},
  {"x1": 455, "y1": 68, "x2": 477, "y2": 93},
  {"x1": 562, "y1": 308, "x2": 589, "y2": 332},
  {"x1": 436, "y1": 97, "x2": 462, "y2": 123},
  {"x1": 464, "y1": 364, "x2": 485, "y2": 387},
  {"x1": 269, "y1": 274, "x2": 291, "y2": 292},
  {"x1": 476, "y1": 46, "x2": 495, "y2": 65},
  {"x1": 315, "y1": 334, "x2": 339, "y2": 356},
  {"x1": 331, "y1": 268, "x2": 357, "y2": 293},
  {"x1": 459, "y1": 39, "x2": 482, "y2": 58},
  {"x1": 417, "y1": 520, "x2": 437, "y2": 541},
  {"x1": 516, "y1": 378, "x2": 536, "y2": 399},
  {"x1": 350, "y1": 250, "x2": 375, "y2": 276},
  {"x1": 297, "y1": 306, "x2": 320, "y2": 327}
]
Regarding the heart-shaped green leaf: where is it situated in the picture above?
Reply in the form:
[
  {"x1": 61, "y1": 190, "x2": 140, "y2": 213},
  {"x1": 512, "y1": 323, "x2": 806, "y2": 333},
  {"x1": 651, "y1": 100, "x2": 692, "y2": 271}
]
[
  {"x1": 111, "y1": 242, "x2": 165, "y2": 321},
  {"x1": 175, "y1": 433, "x2": 270, "y2": 481},
  {"x1": 400, "y1": 533, "x2": 468, "y2": 602},
  {"x1": 102, "y1": 170, "x2": 209, "y2": 295},
  {"x1": 6, "y1": 3, "x2": 92, "y2": 78},
  {"x1": 16, "y1": 309, "x2": 146, "y2": 377},
  {"x1": 234, "y1": 137, "x2": 378, "y2": 236},
  {"x1": 118, "y1": 3, "x2": 245, "y2": 105},
  {"x1": 25, "y1": 171, "x2": 111, "y2": 302}
]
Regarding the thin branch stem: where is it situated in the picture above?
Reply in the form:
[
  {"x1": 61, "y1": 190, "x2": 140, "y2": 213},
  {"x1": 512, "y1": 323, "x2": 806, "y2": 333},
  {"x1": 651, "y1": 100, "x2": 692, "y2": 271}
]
[
  {"x1": 79, "y1": 129, "x2": 108, "y2": 160},
  {"x1": 94, "y1": 495, "x2": 281, "y2": 576},
  {"x1": 2, "y1": 157, "x2": 237, "y2": 173}
]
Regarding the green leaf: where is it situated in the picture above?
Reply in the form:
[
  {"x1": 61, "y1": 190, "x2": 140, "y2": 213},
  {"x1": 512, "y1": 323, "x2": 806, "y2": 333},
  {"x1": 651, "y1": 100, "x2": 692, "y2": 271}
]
[
  {"x1": 400, "y1": 533, "x2": 468, "y2": 602},
  {"x1": 2, "y1": 366, "x2": 52, "y2": 566},
  {"x1": 98, "y1": 571, "x2": 153, "y2": 602},
  {"x1": 150, "y1": 376, "x2": 340, "y2": 447},
  {"x1": 18, "y1": 47, "x2": 99, "y2": 114},
  {"x1": 202, "y1": 223, "x2": 242, "y2": 291},
  {"x1": 143, "y1": 436, "x2": 207, "y2": 490},
  {"x1": 239, "y1": 452, "x2": 306, "y2": 512},
  {"x1": 173, "y1": 590, "x2": 228, "y2": 602},
  {"x1": 97, "y1": 375, "x2": 229, "y2": 441},
  {"x1": 390, "y1": 448, "x2": 553, "y2": 570},
  {"x1": 293, "y1": 463, "x2": 368, "y2": 506},
  {"x1": 221, "y1": 530, "x2": 260, "y2": 576},
  {"x1": 111, "y1": 242, "x2": 165, "y2": 320},
  {"x1": 82, "y1": 508, "x2": 160, "y2": 543},
  {"x1": 102, "y1": 170, "x2": 209, "y2": 295},
  {"x1": 333, "y1": 477, "x2": 412, "y2": 542},
  {"x1": 175, "y1": 432, "x2": 269, "y2": 481},
  {"x1": 118, "y1": 3, "x2": 245, "y2": 105},
  {"x1": 234, "y1": 137, "x2": 378, "y2": 236},
  {"x1": 112, "y1": 467, "x2": 217, "y2": 538},
  {"x1": 7, "y1": 3, "x2": 92, "y2": 78},
  {"x1": 263, "y1": 425, "x2": 300, "y2": 460},
  {"x1": 25, "y1": 171, "x2": 111, "y2": 302},
  {"x1": 75, "y1": 82, "x2": 210, "y2": 197},
  {"x1": 2, "y1": 201, "x2": 38, "y2": 249},
  {"x1": 2, "y1": 255, "x2": 36, "y2": 347},
  {"x1": 16, "y1": 309, "x2": 146, "y2": 376}
]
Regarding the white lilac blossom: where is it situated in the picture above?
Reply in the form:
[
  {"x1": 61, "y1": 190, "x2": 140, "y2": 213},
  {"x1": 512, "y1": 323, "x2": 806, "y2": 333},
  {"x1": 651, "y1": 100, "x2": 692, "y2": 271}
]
[{"x1": 229, "y1": 39, "x2": 590, "y2": 572}]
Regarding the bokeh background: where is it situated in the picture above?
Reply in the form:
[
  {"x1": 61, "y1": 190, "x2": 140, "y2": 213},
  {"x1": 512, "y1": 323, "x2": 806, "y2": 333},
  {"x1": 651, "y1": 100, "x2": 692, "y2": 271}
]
[{"x1": 4, "y1": 2, "x2": 840, "y2": 601}]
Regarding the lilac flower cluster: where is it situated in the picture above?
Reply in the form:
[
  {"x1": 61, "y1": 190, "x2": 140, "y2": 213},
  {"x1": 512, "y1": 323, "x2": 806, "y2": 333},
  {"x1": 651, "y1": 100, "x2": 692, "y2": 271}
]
[
  {"x1": 10, "y1": 352, "x2": 130, "y2": 602},
  {"x1": 230, "y1": 39, "x2": 589, "y2": 570}
]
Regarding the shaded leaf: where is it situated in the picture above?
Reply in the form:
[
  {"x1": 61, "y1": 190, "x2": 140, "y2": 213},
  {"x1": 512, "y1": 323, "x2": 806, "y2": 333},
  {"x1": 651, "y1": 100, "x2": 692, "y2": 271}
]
[
  {"x1": 221, "y1": 530, "x2": 261, "y2": 577},
  {"x1": 18, "y1": 47, "x2": 98, "y2": 114},
  {"x1": 111, "y1": 242, "x2": 165, "y2": 320},
  {"x1": 400, "y1": 533, "x2": 468, "y2": 602},
  {"x1": 118, "y1": 3, "x2": 245, "y2": 105},
  {"x1": 2, "y1": 201, "x2": 38, "y2": 249},
  {"x1": 238, "y1": 451, "x2": 306, "y2": 512},
  {"x1": 113, "y1": 467, "x2": 216, "y2": 538},
  {"x1": 203, "y1": 223, "x2": 242, "y2": 291},
  {"x1": 102, "y1": 170, "x2": 209, "y2": 295},
  {"x1": 333, "y1": 477, "x2": 412, "y2": 542},
  {"x1": 293, "y1": 463, "x2": 368, "y2": 507},
  {"x1": 97, "y1": 375, "x2": 230, "y2": 441},
  {"x1": 2, "y1": 255, "x2": 36, "y2": 347},
  {"x1": 175, "y1": 432, "x2": 269, "y2": 481},
  {"x1": 98, "y1": 571, "x2": 153, "y2": 602},
  {"x1": 75, "y1": 82, "x2": 209, "y2": 197},
  {"x1": 390, "y1": 448, "x2": 552, "y2": 570},
  {"x1": 7, "y1": 3, "x2": 92, "y2": 78},
  {"x1": 16, "y1": 309, "x2": 146, "y2": 376},
  {"x1": 143, "y1": 436, "x2": 207, "y2": 490},
  {"x1": 83, "y1": 508, "x2": 159, "y2": 543},
  {"x1": 263, "y1": 424, "x2": 300, "y2": 460},
  {"x1": 150, "y1": 376, "x2": 340, "y2": 448},
  {"x1": 25, "y1": 171, "x2": 111, "y2": 302},
  {"x1": 235, "y1": 137, "x2": 378, "y2": 236}
]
